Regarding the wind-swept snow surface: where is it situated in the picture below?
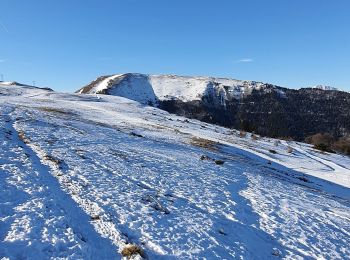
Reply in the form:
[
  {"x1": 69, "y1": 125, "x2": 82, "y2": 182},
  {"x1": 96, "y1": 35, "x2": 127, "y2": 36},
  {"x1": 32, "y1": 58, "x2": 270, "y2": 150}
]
[{"x1": 1, "y1": 83, "x2": 350, "y2": 259}]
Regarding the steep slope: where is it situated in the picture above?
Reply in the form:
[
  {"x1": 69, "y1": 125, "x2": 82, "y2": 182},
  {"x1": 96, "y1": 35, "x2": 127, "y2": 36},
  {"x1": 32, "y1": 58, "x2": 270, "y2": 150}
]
[
  {"x1": 77, "y1": 73, "x2": 350, "y2": 140},
  {"x1": 1, "y1": 83, "x2": 350, "y2": 259}
]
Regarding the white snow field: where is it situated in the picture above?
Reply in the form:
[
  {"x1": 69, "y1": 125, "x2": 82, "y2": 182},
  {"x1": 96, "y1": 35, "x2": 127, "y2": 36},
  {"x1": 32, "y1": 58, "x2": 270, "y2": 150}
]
[
  {"x1": 1, "y1": 83, "x2": 350, "y2": 259},
  {"x1": 77, "y1": 73, "x2": 268, "y2": 105}
]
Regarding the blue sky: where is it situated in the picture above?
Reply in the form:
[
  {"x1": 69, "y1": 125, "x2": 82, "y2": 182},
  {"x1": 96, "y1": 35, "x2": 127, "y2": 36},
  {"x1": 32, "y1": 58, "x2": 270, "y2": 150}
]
[{"x1": 0, "y1": 0, "x2": 349, "y2": 92}]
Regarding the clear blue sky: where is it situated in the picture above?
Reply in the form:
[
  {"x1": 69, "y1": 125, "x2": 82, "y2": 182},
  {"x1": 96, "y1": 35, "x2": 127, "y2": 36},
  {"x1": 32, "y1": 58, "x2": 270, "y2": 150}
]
[{"x1": 1, "y1": 0, "x2": 349, "y2": 92}]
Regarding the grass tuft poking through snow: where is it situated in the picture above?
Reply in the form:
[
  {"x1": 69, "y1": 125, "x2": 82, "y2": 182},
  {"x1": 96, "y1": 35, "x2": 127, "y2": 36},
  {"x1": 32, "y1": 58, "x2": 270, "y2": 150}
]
[{"x1": 121, "y1": 244, "x2": 145, "y2": 259}]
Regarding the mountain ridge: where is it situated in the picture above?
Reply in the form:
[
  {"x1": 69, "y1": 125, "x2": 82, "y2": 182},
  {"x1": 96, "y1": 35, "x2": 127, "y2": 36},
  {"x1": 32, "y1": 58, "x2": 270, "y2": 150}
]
[{"x1": 77, "y1": 73, "x2": 350, "y2": 141}]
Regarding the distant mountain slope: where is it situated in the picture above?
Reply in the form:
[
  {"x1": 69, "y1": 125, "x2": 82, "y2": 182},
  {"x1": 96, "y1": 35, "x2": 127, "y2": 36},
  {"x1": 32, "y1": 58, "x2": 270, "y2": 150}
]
[
  {"x1": 77, "y1": 73, "x2": 350, "y2": 140},
  {"x1": 77, "y1": 73, "x2": 268, "y2": 104},
  {"x1": 0, "y1": 81, "x2": 53, "y2": 91}
]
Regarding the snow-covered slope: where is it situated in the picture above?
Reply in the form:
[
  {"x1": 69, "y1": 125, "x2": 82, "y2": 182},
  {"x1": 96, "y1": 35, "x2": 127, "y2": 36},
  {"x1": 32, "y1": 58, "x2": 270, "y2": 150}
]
[
  {"x1": 0, "y1": 81, "x2": 18, "y2": 86},
  {"x1": 77, "y1": 73, "x2": 269, "y2": 105},
  {"x1": 1, "y1": 83, "x2": 350, "y2": 259}
]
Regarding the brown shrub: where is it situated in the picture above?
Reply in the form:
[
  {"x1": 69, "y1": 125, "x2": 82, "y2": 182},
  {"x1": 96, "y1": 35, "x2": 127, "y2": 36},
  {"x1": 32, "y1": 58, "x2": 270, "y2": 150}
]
[
  {"x1": 333, "y1": 137, "x2": 350, "y2": 155},
  {"x1": 191, "y1": 137, "x2": 217, "y2": 150},
  {"x1": 239, "y1": 131, "x2": 247, "y2": 138},
  {"x1": 305, "y1": 133, "x2": 334, "y2": 152},
  {"x1": 287, "y1": 147, "x2": 293, "y2": 153},
  {"x1": 251, "y1": 134, "x2": 258, "y2": 141},
  {"x1": 305, "y1": 133, "x2": 333, "y2": 146},
  {"x1": 43, "y1": 154, "x2": 62, "y2": 165},
  {"x1": 39, "y1": 107, "x2": 76, "y2": 116},
  {"x1": 18, "y1": 130, "x2": 30, "y2": 144},
  {"x1": 121, "y1": 245, "x2": 144, "y2": 259}
]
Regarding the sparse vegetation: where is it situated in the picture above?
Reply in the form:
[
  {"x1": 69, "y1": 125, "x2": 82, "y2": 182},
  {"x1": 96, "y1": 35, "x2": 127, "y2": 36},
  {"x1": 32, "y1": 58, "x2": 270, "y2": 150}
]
[
  {"x1": 314, "y1": 143, "x2": 333, "y2": 152},
  {"x1": 305, "y1": 133, "x2": 334, "y2": 152},
  {"x1": 287, "y1": 147, "x2": 293, "y2": 153},
  {"x1": 191, "y1": 137, "x2": 217, "y2": 150},
  {"x1": 121, "y1": 244, "x2": 144, "y2": 259},
  {"x1": 333, "y1": 136, "x2": 350, "y2": 155},
  {"x1": 251, "y1": 134, "x2": 258, "y2": 141},
  {"x1": 305, "y1": 133, "x2": 350, "y2": 155},
  {"x1": 39, "y1": 107, "x2": 76, "y2": 116},
  {"x1": 18, "y1": 130, "x2": 30, "y2": 144},
  {"x1": 43, "y1": 154, "x2": 62, "y2": 165},
  {"x1": 239, "y1": 131, "x2": 247, "y2": 138}
]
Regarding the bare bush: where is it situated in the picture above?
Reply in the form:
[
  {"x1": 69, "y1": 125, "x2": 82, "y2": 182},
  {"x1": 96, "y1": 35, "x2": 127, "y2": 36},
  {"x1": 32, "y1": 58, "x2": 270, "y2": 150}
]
[
  {"x1": 18, "y1": 130, "x2": 30, "y2": 144},
  {"x1": 39, "y1": 107, "x2": 76, "y2": 116},
  {"x1": 251, "y1": 134, "x2": 258, "y2": 141},
  {"x1": 43, "y1": 154, "x2": 62, "y2": 165},
  {"x1": 121, "y1": 245, "x2": 144, "y2": 259},
  {"x1": 333, "y1": 136, "x2": 350, "y2": 155},
  {"x1": 305, "y1": 133, "x2": 334, "y2": 152},
  {"x1": 239, "y1": 131, "x2": 247, "y2": 138},
  {"x1": 191, "y1": 137, "x2": 217, "y2": 150}
]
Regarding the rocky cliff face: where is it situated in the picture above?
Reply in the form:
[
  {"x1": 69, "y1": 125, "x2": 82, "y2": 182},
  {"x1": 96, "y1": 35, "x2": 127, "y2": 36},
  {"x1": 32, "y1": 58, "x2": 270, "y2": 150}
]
[{"x1": 77, "y1": 73, "x2": 350, "y2": 140}]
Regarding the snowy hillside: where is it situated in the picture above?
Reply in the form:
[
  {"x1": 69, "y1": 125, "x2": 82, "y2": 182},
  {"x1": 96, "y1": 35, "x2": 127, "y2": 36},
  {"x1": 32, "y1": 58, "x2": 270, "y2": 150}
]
[
  {"x1": 1, "y1": 82, "x2": 350, "y2": 259},
  {"x1": 77, "y1": 73, "x2": 269, "y2": 105}
]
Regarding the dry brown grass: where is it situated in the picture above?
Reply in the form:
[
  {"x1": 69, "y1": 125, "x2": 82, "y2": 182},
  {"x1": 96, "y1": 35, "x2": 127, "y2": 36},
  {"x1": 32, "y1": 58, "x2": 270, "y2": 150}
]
[
  {"x1": 333, "y1": 137, "x2": 350, "y2": 155},
  {"x1": 18, "y1": 130, "x2": 30, "y2": 144},
  {"x1": 251, "y1": 134, "x2": 258, "y2": 141},
  {"x1": 43, "y1": 154, "x2": 62, "y2": 165},
  {"x1": 190, "y1": 137, "x2": 218, "y2": 150},
  {"x1": 38, "y1": 107, "x2": 76, "y2": 116},
  {"x1": 121, "y1": 245, "x2": 144, "y2": 259},
  {"x1": 239, "y1": 131, "x2": 247, "y2": 138},
  {"x1": 305, "y1": 133, "x2": 334, "y2": 153}
]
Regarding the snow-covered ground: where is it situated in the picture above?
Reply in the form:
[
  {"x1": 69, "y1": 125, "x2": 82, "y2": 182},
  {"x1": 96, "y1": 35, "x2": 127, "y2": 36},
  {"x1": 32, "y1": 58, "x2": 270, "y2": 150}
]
[{"x1": 1, "y1": 83, "x2": 350, "y2": 259}]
